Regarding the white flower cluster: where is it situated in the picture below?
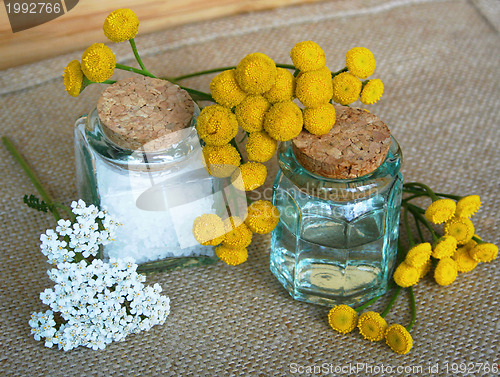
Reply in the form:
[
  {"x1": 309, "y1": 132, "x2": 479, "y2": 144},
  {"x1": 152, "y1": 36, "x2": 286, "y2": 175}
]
[
  {"x1": 40, "y1": 199, "x2": 119, "y2": 264},
  {"x1": 30, "y1": 200, "x2": 170, "y2": 351}
]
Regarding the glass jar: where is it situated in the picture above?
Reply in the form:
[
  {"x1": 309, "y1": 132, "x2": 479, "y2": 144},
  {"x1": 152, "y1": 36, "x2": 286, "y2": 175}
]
[
  {"x1": 270, "y1": 137, "x2": 403, "y2": 306},
  {"x1": 74, "y1": 105, "x2": 221, "y2": 272}
]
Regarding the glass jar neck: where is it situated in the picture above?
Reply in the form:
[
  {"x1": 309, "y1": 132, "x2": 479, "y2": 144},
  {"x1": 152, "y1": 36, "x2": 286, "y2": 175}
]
[
  {"x1": 84, "y1": 105, "x2": 201, "y2": 172},
  {"x1": 277, "y1": 136, "x2": 402, "y2": 202}
]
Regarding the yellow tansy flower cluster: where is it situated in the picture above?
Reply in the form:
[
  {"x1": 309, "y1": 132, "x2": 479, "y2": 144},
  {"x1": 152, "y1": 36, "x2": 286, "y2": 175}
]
[
  {"x1": 63, "y1": 60, "x2": 84, "y2": 97},
  {"x1": 103, "y1": 8, "x2": 139, "y2": 43},
  {"x1": 328, "y1": 306, "x2": 413, "y2": 354},
  {"x1": 81, "y1": 43, "x2": 117, "y2": 83},
  {"x1": 202, "y1": 144, "x2": 241, "y2": 178},
  {"x1": 394, "y1": 243, "x2": 431, "y2": 288},
  {"x1": 63, "y1": 9, "x2": 142, "y2": 97},
  {"x1": 291, "y1": 42, "x2": 335, "y2": 136},
  {"x1": 192, "y1": 200, "x2": 278, "y2": 266},
  {"x1": 407, "y1": 191, "x2": 498, "y2": 286}
]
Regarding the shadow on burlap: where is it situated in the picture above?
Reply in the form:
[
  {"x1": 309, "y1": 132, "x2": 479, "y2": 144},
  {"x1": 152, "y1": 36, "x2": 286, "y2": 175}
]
[{"x1": 0, "y1": 0, "x2": 499, "y2": 376}]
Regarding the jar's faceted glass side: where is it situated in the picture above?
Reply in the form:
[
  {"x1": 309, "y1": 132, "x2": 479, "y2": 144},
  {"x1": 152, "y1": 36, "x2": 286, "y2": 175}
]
[
  {"x1": 74, "y1": 107, "x2": 221, "y2": 272},
  {"x1": 270, "y1": 137, "x2": 403, "y2": 306}
]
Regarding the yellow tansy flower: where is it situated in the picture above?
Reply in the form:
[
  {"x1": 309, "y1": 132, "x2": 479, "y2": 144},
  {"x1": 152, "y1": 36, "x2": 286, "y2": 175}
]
[
  {"x1": 405, "y1": 242, "x2": 432, "y2": 267},
  {"x1": 385, "y1": 324, "x2": 413, "y2": 355},
  {"x1": 328, "y1": 305, "x2": 358, "y2": 334},
  {"x1": 434, "y1": 257, "x2": 458, "y2": 286},
  {"x1": 231, "y1": 162, "x2": 267, "y2": 191},
  {"x1": 432, "y1": 236, "x2": 457, "y2": 259},
  {"x1": 453, "y1": 246, "x2": 479, "y2": 272},
  {"x1": 346, "y1": 47, "x2": 376, "y2": 79},
  {"x1": 222, "y1": 216, "x2": 253, "y2": 249},
  {"x1": 290, "y1": 41, "x2": 326, "y2": 72},
  {"x1": 103, "y1": 8, "x2": 139, "y2": 43},
  {"x1": 196, "y1": 105, "x2": 239, "y2": 146},
  {"x1": 263, "y1": 101, "x2": 303, "y2": 141},
  {"x1": 332, "y1": 72, "x2": 362, "y2": 105},
  {"x1": 245, "y1": 200, "x2": 279, "y2": 234},
  {"x1": 295, "y1": 68, "x2": 333, "y2": 108},
  {"x1": 245, "y1": 131, "x2": 278, "y2": 163},
  {"x1": 393, "y1": 262, "x2": 419, "y2": 287},
  {"x1": 444, "y1": 217, "x2": 475, "y2": 245},
  {"x1": 192, "y1": 214, "x2": 226, "y2": 246},
  {"x1": 215, "y1": 245, "x2": 248, "y2": 266},
  {"x1": 235, "y1": 95, "x2": 271, "y2": 133},
  {"x1": 358, "y1": 311, "x2": 388, "y2": 342},
  {"x1": 469, "y1": 243, "x2": 498, "y2": 263},
  {"x1": 202, "y1": 144, "x2": 241, "y2": 178},
  {"x1": 360, "y1": 79, "x2": 384, "y2": 105},
  {"x1": 303, "y1": 103, "x2": 336, "y2": 136},
  {"x1": 424, "y1": 198, "x2": 456, "y2": 225},
  {"x1": 63, "y1": 60, "x2": 83, "y2": 97},
  {"x1": 416, "y1": 259, "x2": 432, "y2": 279},
  {"x1": 81, "y1": 43, "x2": 116, "y2": 83},
  {"x1": 235, "y1": 52, "x2": 277, "y2": 94},
  {"x1": 455, "y1": 195, "x2": 481, "y2": 218},
  {"x1": 210, "y1": 69, "x2": 247, "y2": 108},
  {"x1": 263, "y1": 68, "x2": 296, "y2": 103}
]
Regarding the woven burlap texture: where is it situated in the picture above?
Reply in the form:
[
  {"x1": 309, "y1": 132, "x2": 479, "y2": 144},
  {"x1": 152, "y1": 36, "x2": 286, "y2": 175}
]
[{"x1": 1, "y1": 0, "x2": 499, "y2": 376}]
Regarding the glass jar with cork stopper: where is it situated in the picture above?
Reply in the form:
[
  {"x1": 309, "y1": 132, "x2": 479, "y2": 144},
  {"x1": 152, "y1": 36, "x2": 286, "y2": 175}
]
[
  {"x1": 270, "y1": 106, "x2": 403, "y2": 306},
  {"x1": 74, "y1": 76, "x2": 220, "y2": 272}
]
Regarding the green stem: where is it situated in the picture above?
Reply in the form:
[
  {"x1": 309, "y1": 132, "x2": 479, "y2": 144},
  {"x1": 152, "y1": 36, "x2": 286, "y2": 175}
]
[
  {"x1": 402, "y1": 193, "x2": 428, "y2": 202},
  {"x1": 380, "y1": 286, "x2": 401, "y2": 318},
  {"x1": 413, "y1": 213, "x2": 425, "y2": 243},
  {"x1": 406, "y1": 204, "x2": 439, "y2": 242},
  {"x1": 403, "y1": 182, "x2": 438, "y2": 201},
  {"x1": 332, "y1": 67, "x2": 348, "y2": 77},
  {"x1": 406, "y1": 286, "x2": 417, "y2": 331},
  {"x1": 403, "y1": 206, "x2": 415, "y2": 247},
  {"x1": 180, "y1": 86, "x2": 214, "y2": 102},
  {"x1": 115, "y1": 63, "x2": 157, "y2": 78},
  {"x1": 403, "y1": 186, "x2": 461, "y2": 200},
  {"x1": 354, "y1": 292, "x2": 385, "y2": 312},
  {"x1": 129, "y1": 38, "x2": 148, "y2": 72},
  {"x1": 472, "y1": 235, "x2": 483, "y2": 243},
  {"x1": 171, "y1": 63, "x2": 297, "y2": 82},
  {"x1": 2, "y1": 136, "x2": 61, "y2": 221}
]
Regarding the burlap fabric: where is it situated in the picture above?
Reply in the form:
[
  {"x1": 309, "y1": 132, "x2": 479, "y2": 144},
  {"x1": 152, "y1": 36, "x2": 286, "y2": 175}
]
[{"x1": 1, "y1": 0, "x2": 499, "y2": 375}]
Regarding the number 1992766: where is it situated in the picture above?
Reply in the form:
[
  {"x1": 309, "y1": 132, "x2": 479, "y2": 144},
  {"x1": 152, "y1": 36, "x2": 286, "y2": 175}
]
[{"x1": 5, "y1": 2, "x2": 62, "y2": 14}]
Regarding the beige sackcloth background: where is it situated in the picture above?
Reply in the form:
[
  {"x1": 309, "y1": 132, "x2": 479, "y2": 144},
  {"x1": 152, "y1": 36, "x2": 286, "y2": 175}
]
[{"x1": 1, "y1": 0, "x2": 499, "y2": 375}]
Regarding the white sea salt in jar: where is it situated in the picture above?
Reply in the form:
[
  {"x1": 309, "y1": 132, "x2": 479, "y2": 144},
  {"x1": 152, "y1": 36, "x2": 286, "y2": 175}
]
[{"x1": 74, "y1": 76, "x2": 220, "y2": 271}]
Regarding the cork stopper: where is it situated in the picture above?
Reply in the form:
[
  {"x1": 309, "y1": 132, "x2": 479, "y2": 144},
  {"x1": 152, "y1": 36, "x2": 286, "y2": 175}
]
[
  {"x1": 97, "y1": 76, "x2": 194, "y2": 152},
  {"x1": 293, "y1": 106, "x2": 391, "y2": 179}
]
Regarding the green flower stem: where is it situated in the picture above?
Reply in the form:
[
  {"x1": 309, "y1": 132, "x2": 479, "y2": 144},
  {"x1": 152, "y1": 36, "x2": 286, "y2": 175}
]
[
  {"x1": 115, "y1": 63, "x2": 157, "y2": 78},
  {"x1": 238, "y1": 131, "x2": 249, "y2": 144},
  {"x1": 403, "y1": 206, "x2": 415, "y2": 247},
  {"x1": 406, "y1": 286, "x2": 417, "y2": 331},
  {"x1": 179, "y1": 86, "x2": 214, "y2": 102},
  {"x1": 380, "y1": 286, "x2": 402, "y2": 318},
  {"x1": 229, "y1": 137, "x2": 245, "y2": 161},
  {"x1": 402, "y1": 192, "x2": 428, "y2": 202},
  {"x1": 406, "y1": 204, "x2": 440, "y2": 242},
  {"x1": 171, "y1": 63, "x2": 297, "y2": 82},
  {"x1": 403, "y1": 186, "x2": 461, "y2": 200},
  {"x1": 129, "y1": 38, "x2": 149, "y2": 73},
  {"x1": 332, "y1": 67, "x2": 348, "y2": 77},
  {"x1": 413, "y1": 213, "x2": 425, "y2": 243},
  {"x1": 403, "y1": 182, "x2": 438, "y2": 201},
  {"x1": 472, "y1": 235, "x2": 483, "y2": 244},
  {"x1": 2, "y1": 136, "x2": 61, "y2": 221},
  {"x1": 354, "y1": 292, "x2": 385, "y2": 313}
]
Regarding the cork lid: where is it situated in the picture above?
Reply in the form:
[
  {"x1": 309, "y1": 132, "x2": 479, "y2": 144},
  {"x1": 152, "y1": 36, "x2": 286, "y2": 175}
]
[
  {"x1": 97, "y1": 76, "x2": 195, "y2": 152},
  {"x1": 292, "y1": 106, "x2": 391, "y2": 179}
]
